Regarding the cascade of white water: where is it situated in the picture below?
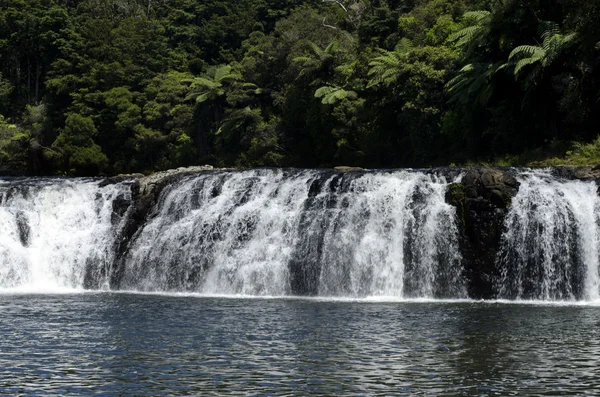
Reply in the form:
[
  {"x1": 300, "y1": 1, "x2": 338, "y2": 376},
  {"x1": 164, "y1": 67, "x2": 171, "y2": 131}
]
[
  {"x1": 121, "y1": 170, "x2": 317, "y2": 295},
  {"x1": 496, "y1": 170, "x2": 600, "y2": 300},
  {"x1": 0, "y1": 179, "x2": 132, "y2": 291},
  {"x1": 313, "y1": 172, "x2": 463, "y2": 298},
  {"x1": 122, "y1": 169, "x2": 465, "y2": 298}
]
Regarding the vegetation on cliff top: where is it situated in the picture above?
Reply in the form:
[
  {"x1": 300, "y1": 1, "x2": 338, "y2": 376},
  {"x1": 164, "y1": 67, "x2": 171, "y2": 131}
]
[{"x1": 1, "y1": 0, "x2": 599, "y2": 175}]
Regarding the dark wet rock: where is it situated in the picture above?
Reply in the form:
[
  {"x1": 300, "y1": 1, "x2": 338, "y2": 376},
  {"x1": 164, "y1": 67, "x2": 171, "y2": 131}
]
[
  {"x1": 446, "y1": 168, "x2": 520, "y2": 299},
  {"x1": 99, "y1": 173, "x2": 144, "y2": 187},
  {"x1": 334, "y1": 166, "x2": 363, "y2": 172},
  {"x1": 111, "y1": 194, "x2": 132, "y2": 225},
  {"x1": 132, "y1": 166, "x2": 216, "y2": 224},
  {"x1": 15, "y1": 211, "x2": 30, "y2": 247},
  {"x1": 553, "y1": 165, "x2": 600, "y2": 180}
]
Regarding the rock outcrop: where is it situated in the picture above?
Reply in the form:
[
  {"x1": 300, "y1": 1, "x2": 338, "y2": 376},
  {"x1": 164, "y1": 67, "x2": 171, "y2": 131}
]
[
  {"x1": 445, "y1": 168, "x2": 519, "y2": 299},
  {"x1": 133, "y1": 166, "x2": 217, "y2": 222}
]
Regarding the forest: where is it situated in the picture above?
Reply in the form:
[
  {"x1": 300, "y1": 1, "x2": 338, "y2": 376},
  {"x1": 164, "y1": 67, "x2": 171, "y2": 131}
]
[{"x1": 0, "y1": 0, "x2": 599, "y2": 175}]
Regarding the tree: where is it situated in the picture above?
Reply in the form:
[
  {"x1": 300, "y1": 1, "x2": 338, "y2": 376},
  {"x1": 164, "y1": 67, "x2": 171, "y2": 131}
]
[
  {"x1": 186, "y1": 65, "x2": 242, "y2": 104},
  {"x1": 446, "y1": 62, "x2": 503, "y2": 105},
  {"x1": 293, "y1": 40, "x2": 341, "y2": 84},
  {"x1": 507, "y1": 21, "x2": 577, "y2": 86},
  {"x1": 51, "y1": 113, "x2": 108, "y2": 175},
  {"x1": 367, "y1": 38, "x2": 414, "y2": 87}
]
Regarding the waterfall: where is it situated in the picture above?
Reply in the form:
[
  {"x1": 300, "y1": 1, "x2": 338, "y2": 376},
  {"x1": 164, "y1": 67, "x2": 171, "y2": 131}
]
[
  {"x1": 0, "y1": 179, "x2": 133, "y2": 291},
  {"x1": 496, "y1": 170, "x2": 600, "y2": 300},
  {"x1": 4, "y1": 168, "x2": 600, "y2": 301},
  {"x1": 121, "y1": 169, "x2": 465, "y2": 298},
  {"x1": 297, "y1": 172, "x2": 463, "y2": 298}
]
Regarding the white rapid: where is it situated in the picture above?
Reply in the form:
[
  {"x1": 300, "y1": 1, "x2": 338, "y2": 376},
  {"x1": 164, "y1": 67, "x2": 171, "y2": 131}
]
[
  {"x1": 0, "y1": 179, "x2": 133, "y2": 292},
  {"x1": 496, "y1": 170, "x2": 600, "y2": 301},
  {"x1": 121, "y1": 169, "x2": 466, "y2": 298}
]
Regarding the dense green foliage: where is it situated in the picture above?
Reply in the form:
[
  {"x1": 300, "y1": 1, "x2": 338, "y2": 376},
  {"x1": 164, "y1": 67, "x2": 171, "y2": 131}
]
[{"x1": 1, "y1": 0, "x2": 599, "y2": 175}]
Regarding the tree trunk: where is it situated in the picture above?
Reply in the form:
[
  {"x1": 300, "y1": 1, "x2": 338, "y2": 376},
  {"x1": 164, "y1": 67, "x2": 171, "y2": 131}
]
[
  {"x1": 35, "y1": 60, "x2": 41, "y2": 105},
  {"x1": 195, "y1": 119, "x2": 210, "y2": 157},
  {"x1": 27, "y1": 57, "x2": 31, "y2": 103},
  {"x1": 15, "y1": 57, "x2": 20, "y2": 102}
]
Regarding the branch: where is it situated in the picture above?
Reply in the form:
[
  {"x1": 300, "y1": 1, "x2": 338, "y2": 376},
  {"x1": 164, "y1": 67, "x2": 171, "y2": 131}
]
[
  {"x1": 323, "y1": 0, "x2": 348, "y2": 13},
  {"x1": 322, "y1": 17, "x2": 338, "y2": 31}
]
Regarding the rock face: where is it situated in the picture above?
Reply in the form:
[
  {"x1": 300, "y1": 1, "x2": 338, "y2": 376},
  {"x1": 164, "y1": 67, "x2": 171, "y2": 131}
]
[
  {"x1": 133, "y1": 166, "x2": 216, "y2": 223},
  {"x1": 445, "y1": 168, "x2": 519, "y2": 299}
]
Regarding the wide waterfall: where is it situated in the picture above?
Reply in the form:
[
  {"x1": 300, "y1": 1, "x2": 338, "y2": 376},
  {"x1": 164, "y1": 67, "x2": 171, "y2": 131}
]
[
  {"x1": 2, "y1": 168, "x2": 600, "y2": 301},
  {"x1": 496, "y1": 170, "x2": 600, "y2": 300},
  {"x1": 120, "y1": 169, "x2": 465, "y2": 298},
  {"x1": 0, "y1": 179, "x2": 133, "y2": 291}
]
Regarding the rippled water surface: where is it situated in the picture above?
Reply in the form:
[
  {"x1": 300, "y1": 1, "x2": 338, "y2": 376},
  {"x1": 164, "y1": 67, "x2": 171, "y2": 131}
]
[{"x1": 1, "y1": 294, "x2": 599, "y2": 396}]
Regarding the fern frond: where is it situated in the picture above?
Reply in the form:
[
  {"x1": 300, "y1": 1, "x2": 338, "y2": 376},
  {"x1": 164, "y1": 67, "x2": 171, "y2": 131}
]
[
  {"x1": 394, "y1": 38, "x2": 414, "y2": 55},
  {"x1": 315, "y1": 86, "x2": 336, "y2": 98},
  {"x1": 308, "y1": 41, "x2": 324, "y2": 57},
  {"x1": 508, "y1": 45, "x2": 544, "y2": 61},
  {"x1": 463, "y1": 10, "x2": 491, "y2": 22},
  {"x1": 538, "y1": 21, "x2": 560, "y2": 43},
  {"x1": 189, "y1": 77, "x2": 220, "y2": 89},
  {"x1": 324, "y1": 41, "x2": 339, "y2": 55},
  {"x1": 194, "y1": 92, "x2": 211, "y2": 103},
  {"x1": 449, "y1": 26, "x2": 482, "y2": 47},
  {"x1": 214, "y1": 65, "x2": 233, "y2": 82},
  {"x1": 514, "y1": 57, "x2": 542, "y2": 76}
]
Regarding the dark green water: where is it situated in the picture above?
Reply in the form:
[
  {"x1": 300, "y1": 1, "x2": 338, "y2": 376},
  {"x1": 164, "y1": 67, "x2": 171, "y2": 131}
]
[{"x1": 1, "y1": 294, "x2": 599, "y2": 396}]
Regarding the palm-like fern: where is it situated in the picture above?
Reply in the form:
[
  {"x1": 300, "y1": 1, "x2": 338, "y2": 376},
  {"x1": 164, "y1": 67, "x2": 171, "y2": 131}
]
[
  {"x1": 448, "y1": 11, "x2": 491, "y2": 48},
  {"x1": 367, "y1": 38, "x2": 413, "y2": 88},
  {"x1": 292, "y1": 41, "x2": 340, "y2": 80},
  {"x1": 217, "y1": 106, "x2": 262, "y2": 138},
  {"x1": 508, "y1": 21, "x2": 577, "y2": 78},
  {"x1": 314, "y1": 85, "x2": 357, "y2": 105},
  {"x1": 446, "y1": 62, "x2": 503, "y2": 105},
  {"x1": 185, "y1": 65, "x2": 242, "y2": 103}
]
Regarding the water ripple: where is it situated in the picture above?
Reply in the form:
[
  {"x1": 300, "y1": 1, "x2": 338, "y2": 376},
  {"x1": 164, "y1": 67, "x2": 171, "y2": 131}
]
[{"x1": 1, "y1": 295, "x2": 599, "y2": 396}]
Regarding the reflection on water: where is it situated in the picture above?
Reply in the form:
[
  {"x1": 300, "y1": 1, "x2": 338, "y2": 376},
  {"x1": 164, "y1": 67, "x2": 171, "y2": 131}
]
[{"x1": 1, "y1": 294, "x2": 599, "y2": 396}]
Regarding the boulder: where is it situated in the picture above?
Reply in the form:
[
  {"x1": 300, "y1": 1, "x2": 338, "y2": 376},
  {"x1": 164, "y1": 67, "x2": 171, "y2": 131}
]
[{"x1": 133, "y1": 165, "x2": 216, "y2": 220}]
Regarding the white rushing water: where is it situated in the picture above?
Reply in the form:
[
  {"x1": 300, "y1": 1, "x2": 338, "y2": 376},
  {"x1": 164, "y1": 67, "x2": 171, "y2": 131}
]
[
  {"x1": 3, "y1": 169, "x2": 600, "y2": 301},
  {"x1": 308, "y1": 172, "x2": 463, "y2": 298},
  {"x1": 121, "y1": 169, "x2": 466, "y2": 298},
  {"x1": 0, "y1": 179, "x2": 132, "y2": 292},
  {"x1": 496, "y1": 170, "x2": 600, "y2": 300}
]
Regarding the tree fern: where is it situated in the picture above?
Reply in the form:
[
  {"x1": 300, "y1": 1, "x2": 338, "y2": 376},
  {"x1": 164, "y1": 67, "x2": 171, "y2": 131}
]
[
  {"x1": 292, "y1": 40, "x2": 339, "y2": 80},
  {"x1": 448, "y1": 11, "x2": 491, "y2": 48},
  {"x1": 367, "y1": 39, "x2": 413, "y2": 88},
  {"x1": 185, "y1": 65, "x2": 242, "y2": 103},
  {"x1": 314, "y1": 85, "x2": 357, "y2": 105},
  {"x1": 446, "y1": 62, "x2": 502, "y2": 105},
  {"x1": 506, "y1": 21, "x2": 577, "y2": 80}
]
